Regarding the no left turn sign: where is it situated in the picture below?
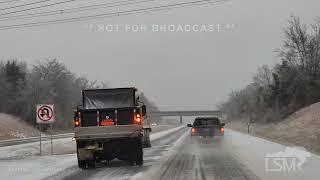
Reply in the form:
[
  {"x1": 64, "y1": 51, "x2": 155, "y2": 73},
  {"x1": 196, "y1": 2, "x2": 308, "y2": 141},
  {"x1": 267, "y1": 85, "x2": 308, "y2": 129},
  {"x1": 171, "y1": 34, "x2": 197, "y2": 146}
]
[{"x1": 36, "y1": 104, "x2": 55, "y2": 124}]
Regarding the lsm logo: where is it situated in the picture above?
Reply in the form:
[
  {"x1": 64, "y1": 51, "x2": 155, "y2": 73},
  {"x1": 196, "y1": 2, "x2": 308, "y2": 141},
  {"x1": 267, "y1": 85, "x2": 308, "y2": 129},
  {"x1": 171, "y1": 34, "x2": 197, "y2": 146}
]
[{"x1": 265, "y1": 146, "x2": 311, "y2": 172}]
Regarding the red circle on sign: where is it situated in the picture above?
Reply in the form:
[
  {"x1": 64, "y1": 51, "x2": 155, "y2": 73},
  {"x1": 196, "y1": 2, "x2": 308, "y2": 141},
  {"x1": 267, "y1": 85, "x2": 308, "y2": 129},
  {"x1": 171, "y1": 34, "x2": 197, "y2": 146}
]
[{"x1": 37, "y1": 105, "x2": 53, "y2": 121}]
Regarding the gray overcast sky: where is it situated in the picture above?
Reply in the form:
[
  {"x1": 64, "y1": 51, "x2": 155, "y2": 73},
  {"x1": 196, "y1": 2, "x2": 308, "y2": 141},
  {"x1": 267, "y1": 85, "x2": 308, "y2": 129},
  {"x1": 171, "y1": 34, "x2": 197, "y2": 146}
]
[{"x1": 1, "y1": 0, "x2": 319, "y2": 110}]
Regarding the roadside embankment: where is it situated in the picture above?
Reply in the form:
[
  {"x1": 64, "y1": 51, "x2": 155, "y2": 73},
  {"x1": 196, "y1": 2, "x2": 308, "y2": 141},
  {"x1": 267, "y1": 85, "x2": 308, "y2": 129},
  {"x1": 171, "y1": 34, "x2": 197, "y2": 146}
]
[
  {"x1": 227, "y1": 102, "x2": 320, "y2": 154},
  {"x1": 0, "y1": 113, "x2": 39, "y2": 140}
]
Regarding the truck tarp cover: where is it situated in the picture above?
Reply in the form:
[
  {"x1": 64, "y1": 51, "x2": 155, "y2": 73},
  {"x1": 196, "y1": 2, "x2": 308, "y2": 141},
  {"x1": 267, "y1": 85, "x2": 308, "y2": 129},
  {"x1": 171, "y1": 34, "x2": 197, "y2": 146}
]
[{"x1": 83, "y1": 89, "x2": 134, "y2": 109}]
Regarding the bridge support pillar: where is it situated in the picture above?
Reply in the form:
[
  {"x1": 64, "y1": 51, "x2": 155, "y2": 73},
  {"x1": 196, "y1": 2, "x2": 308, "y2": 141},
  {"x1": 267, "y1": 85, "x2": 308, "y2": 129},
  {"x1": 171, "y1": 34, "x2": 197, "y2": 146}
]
[{"x1": 180, "y1": 116, "x2": 183, "y2": 124}]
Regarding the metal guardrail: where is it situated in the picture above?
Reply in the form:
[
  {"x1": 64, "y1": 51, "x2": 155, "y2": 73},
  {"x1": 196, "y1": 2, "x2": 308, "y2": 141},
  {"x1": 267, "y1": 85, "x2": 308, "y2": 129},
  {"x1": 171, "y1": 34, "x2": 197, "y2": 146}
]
[{"x1": 0, "y1": 133, "x2": 74, "y2": 147}]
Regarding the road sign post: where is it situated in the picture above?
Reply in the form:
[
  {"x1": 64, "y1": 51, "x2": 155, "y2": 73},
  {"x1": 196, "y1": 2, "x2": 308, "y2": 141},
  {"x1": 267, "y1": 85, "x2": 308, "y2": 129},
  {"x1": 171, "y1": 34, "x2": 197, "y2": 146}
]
[
  {"x1": 36, "y1": 104, "x2": 55, "y2": 156},
  {"x1": 50, "y1": 124, "x2": 53, "y2": 155},
  {"x1": 247, "y1": 118, "x2": 251, "y2": 134},
  {"x1": 39, "y1": 124, "x2": 42, "y2": 156}
]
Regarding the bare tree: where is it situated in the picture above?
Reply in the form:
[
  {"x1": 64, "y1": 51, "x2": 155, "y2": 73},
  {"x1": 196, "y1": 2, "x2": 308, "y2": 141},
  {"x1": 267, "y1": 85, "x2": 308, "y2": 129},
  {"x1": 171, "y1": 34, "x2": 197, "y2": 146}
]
[{"x1": 220, "y1": 16, "x2": 320, "y2": 123}]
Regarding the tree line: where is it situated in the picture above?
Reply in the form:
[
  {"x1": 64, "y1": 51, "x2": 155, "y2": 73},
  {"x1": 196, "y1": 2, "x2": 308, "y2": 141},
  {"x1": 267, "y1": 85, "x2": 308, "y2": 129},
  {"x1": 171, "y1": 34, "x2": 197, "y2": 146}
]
[
  {"x1": 219, "y1": 16, "x2": 320, "y2": 123},
  {"x1": 0, "y1": 59, "x2": 159, "y2": 130}
]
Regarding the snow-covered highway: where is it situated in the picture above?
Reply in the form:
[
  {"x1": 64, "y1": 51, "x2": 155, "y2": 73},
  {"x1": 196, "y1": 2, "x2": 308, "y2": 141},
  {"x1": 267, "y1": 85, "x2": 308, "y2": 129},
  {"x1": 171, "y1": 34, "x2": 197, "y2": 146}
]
[{"x1": 1, "y1": 126, "x2": 320, "y2": 180}]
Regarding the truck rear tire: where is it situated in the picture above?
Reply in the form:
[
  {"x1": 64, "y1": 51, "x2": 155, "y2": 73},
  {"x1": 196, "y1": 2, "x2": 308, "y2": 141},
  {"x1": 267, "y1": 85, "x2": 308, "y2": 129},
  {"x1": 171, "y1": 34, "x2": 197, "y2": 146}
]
[
  {"x1": 77, "y1": 147, "x2": 86, "y2": 169},
  {"x1": 87, "y1": 160, "x2": 96, "y2": 168},
  {"x1": 77, "y1": 142, "x2": 86, "y2": 169},
  {"x1": 128, "y1": 138, "x2": 143, "y2": 166},
  {"x1": 78, "y1": 160, "x2": 86, "y2": 169},
  {"x1": 135, "y1": 139, "x2": 143, "y2": 166},
  {"x1": 136, "y1": 146, "x2": 143, "y2": 166}
]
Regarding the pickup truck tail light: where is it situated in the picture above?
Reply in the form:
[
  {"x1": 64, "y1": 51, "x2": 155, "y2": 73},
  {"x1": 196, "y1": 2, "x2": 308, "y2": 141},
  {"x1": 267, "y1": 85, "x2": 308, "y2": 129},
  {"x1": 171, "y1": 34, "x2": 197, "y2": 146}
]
[
  {"x1": 191, "y1": 128, "x2": 197, "y2": 133},
  {"x1": 134, "y1": 113, "x2": 142, "y2": 125}
]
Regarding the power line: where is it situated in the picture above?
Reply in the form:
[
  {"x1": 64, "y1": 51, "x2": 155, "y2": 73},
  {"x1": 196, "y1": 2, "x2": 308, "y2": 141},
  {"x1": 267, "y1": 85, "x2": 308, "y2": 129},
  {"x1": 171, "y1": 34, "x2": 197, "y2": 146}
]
[
  {"x1": 0, "y1": 0, "x2": 228, "y2": 29},
  {"x1": 0, "y1": 0, "x2": 77, "y2": 16},
  {"x1": 0, "y1": 0, "x2": 53, "y2": 11},
  {"x1": 0, "y1": 0, "x2": 230, "y2": 30},
  {"x1": 0, "y1": 0, "x2": 155, "y2": 22},
  {"x1": 0, "y1": 0, "x2": 22, "y2": 4}
]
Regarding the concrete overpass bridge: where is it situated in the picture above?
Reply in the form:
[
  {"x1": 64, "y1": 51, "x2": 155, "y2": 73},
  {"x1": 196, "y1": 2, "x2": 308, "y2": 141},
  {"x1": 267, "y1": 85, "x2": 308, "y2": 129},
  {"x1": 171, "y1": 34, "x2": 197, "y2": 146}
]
[{"x1": 148, "y1": 110, "x2": 223, "y2": 123}]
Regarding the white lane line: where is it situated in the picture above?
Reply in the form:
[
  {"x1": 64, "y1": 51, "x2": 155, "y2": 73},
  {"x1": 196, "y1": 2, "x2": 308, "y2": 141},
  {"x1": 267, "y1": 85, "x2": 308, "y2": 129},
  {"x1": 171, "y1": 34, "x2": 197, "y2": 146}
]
[{"x1": 150, "y1": 145, "x2": 172, "y2": 148}]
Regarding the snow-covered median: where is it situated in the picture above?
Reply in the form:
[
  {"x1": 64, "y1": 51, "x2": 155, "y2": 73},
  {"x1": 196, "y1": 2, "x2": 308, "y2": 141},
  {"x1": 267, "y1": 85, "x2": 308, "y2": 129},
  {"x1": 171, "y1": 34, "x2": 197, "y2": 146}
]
[
  {"x1": 150, "y1": 125, "x2": 185, "y2": 141},
  {"x1": 0, "y1": 125, "x2": 185, "y2": 160},
  {"x1": 0, "y1": 125, "x2": 186, "y2": 180},
  {"x1": 1, "y1": 154, "x2": 78, "y2": 180},
  {"x1": 0, "y1": 137, "x2": 75, "y2": 160}
]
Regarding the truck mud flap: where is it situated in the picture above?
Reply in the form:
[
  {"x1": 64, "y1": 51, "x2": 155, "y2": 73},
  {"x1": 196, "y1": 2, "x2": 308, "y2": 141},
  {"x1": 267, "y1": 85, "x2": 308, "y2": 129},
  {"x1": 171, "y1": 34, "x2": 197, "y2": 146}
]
[{"x1": 78, "y1": 148, "x2": 94, "y2": 161}]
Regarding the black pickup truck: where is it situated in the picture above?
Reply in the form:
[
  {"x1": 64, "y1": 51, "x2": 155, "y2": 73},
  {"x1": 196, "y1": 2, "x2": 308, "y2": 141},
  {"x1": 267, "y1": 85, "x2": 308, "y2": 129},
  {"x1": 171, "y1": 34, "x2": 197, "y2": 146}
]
[{"x1": 187, "y1": 117, "x2": 225, "y2": 137}]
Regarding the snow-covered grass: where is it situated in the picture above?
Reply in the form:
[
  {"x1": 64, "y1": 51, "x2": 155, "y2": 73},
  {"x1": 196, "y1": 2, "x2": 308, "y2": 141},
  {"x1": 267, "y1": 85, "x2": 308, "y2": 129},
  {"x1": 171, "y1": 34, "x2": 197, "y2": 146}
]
[
  {"x1": 0, "y1": 113, "x2": 39, "y2": 140},
  {"x1": 228, "y1": 101, "x2": 320, "y2": 154},
  {"x1": 226, "y1": 129, "x2": 320, "y2": 180}
]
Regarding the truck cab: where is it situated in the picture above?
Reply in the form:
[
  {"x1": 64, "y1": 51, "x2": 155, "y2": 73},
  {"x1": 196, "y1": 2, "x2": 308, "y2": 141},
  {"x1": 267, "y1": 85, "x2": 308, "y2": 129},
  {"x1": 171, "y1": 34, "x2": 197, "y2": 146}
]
[{"x1": 73, "y1": 88, "x2": 151, "y2": 169}]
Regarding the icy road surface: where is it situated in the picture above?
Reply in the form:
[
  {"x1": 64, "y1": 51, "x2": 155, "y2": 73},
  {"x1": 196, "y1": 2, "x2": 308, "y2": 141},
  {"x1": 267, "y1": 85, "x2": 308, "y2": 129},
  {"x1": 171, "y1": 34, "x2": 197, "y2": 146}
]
[{"x1": 1, "y1": 127, "x2": 320, "y2": 180}]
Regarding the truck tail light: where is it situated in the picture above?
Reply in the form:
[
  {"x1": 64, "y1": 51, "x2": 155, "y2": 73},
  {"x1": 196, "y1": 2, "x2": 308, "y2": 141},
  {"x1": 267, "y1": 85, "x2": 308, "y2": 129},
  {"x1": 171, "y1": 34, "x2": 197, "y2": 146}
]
[
  {"x1": 134, "y1": 113, "x2": 141, "y2": 125},
  {"x1": 220, "y1": 127, "x2": 225, "y2": 133},
  {"x1": 74, "y1": 118, "x2": 81, "y2": 127},
  {"x1": 74, "y1": 112, "x2": 81, "y2": 127},
  {"x1": 74, "y1": 120, "x2": 80, "y2": 127},
  {"x1": 191, "y1": 128, "x2": 197, "y2": 133}
]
